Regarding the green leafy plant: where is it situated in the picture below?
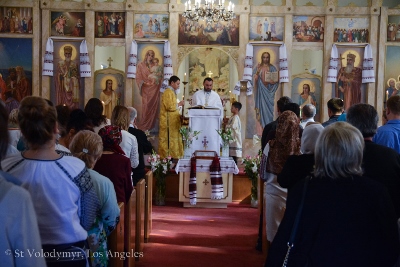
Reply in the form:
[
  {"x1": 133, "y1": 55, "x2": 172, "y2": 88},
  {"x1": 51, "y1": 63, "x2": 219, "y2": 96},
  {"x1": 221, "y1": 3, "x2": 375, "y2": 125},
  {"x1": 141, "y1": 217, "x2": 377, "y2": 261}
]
[
  {"x1": 180, "y1": 127, "x2": 201, "y2": 148},
  {"x1": 216, "y1": 128, "x2": 234, "y2": 146},
  {"x1": 242, "y1": 150, "x2": 262, "y2": 200},
  {"x1": 147, "y1": 150, "x2": 172, "y2": 204}
]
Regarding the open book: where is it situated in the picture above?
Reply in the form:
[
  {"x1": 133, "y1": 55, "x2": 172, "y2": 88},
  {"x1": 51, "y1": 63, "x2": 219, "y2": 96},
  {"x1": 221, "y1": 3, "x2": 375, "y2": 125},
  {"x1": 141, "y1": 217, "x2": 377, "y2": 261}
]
[
  {"x1": 188, "y1": 105, "x2": 220, "y2": 109},
  {"x1": 261, "y1": 70, "x2": 279, "y2": 83}
]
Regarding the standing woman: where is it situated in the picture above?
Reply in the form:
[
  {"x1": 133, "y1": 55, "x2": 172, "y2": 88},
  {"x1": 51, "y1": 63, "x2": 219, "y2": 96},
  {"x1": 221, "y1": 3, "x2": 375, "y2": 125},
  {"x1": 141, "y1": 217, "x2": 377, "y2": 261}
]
[
  {"x1": 94, "y1": 125, "x2": 132, "y2": 203},
  {"x1": 262, "y1": 110, "x2": 301, "y2": 244},
  {"x1": 265, "y1": 122, "x2": 400, "y2": 267},
  {"x1": 1, "y1": 96, "x2": 99, "y2": 266},
  {"x1": 70, "y1": 130, "x2": 120, "y2": 267},
  {"x1": 111, "y1": 105, "x2": 139, "y2": 169},
  {"x1": 85, "y1": 98, "x2": 110, "y2": 133}
]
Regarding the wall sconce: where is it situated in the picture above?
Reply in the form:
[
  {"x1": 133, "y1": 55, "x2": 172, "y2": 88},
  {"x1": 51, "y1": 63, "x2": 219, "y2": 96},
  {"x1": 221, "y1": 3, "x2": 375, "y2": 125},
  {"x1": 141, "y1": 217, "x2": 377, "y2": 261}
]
[{"x1": 240, "y1": 80, "x2": 248, "y2": 91}]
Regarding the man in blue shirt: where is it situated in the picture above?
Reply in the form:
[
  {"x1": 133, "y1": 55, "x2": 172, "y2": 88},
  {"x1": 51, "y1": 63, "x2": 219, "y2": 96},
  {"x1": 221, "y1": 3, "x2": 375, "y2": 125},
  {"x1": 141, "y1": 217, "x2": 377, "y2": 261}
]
[{"x1": 373, "y1": 95, "x2": 400, "y2": 154}]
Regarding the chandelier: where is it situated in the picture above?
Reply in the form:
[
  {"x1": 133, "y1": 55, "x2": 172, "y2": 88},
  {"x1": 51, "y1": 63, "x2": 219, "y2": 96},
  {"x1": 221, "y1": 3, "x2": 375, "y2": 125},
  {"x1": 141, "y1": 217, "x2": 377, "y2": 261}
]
[{"x1": 183, "y1": 0, "x2": 235, "y2": 23}]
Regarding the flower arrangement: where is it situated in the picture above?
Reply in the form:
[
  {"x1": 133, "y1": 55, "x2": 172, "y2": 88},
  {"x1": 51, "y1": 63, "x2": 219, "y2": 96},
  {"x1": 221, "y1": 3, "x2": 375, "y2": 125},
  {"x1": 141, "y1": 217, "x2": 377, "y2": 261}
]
[
  {"x1": 216, "y1": 128, "x2": 234, "y2": 146},
  {"x1": 242, "y1": 150, "x2": 262, "y2": 202},
  {"x1": 147, "y1": 150, "x2": 172, "y2": 205},
  {"x1": 180, "y1": 127, "x2": 201, "y2": 148}
]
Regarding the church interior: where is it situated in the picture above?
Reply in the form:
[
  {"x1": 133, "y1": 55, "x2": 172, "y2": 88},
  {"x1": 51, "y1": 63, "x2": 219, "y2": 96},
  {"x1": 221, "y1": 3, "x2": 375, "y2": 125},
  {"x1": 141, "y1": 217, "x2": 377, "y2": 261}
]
[
  {"x1": 1, "y1": 1, "x2": 400, "y2": 266},
  {"x1": 1, "y1": 0, "x2": 399, "y2": 157}
]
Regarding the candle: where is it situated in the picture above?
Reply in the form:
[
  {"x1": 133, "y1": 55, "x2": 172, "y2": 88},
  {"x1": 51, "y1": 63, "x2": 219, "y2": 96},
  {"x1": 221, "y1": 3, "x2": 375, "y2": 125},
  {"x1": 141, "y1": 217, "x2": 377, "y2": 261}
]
[
  {"x1": 101, "y1": 101, "x2": 105, "y2": 115},
  {"x1": 183, "y1": 95, "x2": 185, "y2": 100},
  {"x1": 184, "y1": 72, "x2": 187, "y2": 82},
  {"x1": 386, "y1": 90, "x2": 389, "y2": 102}
]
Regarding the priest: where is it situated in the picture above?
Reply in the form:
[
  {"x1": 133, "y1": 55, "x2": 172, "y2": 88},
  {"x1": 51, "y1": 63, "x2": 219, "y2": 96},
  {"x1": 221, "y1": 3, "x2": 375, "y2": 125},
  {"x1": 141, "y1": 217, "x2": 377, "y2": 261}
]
[
  {"x1": 159, "y1": 75, "x2": 184, "y2": 159},
  {"x1": 191, "y1": 77, "x2": 223, "y2": 114}
]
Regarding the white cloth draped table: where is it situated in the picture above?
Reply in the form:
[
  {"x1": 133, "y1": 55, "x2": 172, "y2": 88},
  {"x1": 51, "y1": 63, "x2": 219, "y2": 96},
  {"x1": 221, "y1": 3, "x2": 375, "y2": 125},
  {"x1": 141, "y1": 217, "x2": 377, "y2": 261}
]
[{"x1": 175, "y1": 158, "x2": 239, "y2": 174}]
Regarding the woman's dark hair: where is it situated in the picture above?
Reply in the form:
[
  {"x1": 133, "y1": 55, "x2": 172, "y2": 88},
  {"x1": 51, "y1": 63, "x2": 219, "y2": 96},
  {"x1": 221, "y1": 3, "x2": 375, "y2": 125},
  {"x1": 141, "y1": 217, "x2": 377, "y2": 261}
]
[
  {"x1": 84, "y1": 98, "x2": 107, "y2": 127},
  {"x1": 66, "y1": 109, "x2": 93, "y2": 134},
  {"x1": 55, "y1": 105, "x2": 71, "y2": 137}
]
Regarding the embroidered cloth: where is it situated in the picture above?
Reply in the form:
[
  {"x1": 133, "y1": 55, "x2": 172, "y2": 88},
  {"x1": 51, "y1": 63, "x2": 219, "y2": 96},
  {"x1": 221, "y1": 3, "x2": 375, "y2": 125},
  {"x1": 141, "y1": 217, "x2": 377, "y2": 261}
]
[
  {"x1": 42, "y1": 38, "x2": 54, "y2": 76},
  {"x1": 79, "y1": 40, "x2": 91, "y2": 77},
  {"x1": 127, "y1": 40, "x2": 138, "y2": 78}
]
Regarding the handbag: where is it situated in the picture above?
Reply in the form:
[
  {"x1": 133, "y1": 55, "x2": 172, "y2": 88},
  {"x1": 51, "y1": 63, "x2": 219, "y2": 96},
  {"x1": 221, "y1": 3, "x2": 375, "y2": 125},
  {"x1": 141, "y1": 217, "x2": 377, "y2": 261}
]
[{"x1": 282, "y1": 176, "x2": 310, "y2": 267}]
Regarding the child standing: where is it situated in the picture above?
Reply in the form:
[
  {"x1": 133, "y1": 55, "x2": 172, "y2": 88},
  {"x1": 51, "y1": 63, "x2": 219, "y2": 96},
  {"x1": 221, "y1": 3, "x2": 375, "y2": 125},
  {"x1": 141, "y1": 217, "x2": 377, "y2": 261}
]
[{"x1": 225, "y1": 101, "x2": 242, "y2": 164}]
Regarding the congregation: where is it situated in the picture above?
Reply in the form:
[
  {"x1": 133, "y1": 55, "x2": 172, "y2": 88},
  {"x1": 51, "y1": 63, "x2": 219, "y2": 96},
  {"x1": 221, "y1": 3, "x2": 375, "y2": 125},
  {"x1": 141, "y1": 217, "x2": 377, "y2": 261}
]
[{"x1": 0, "y1": 95, "x2": 152, "y2": 267}]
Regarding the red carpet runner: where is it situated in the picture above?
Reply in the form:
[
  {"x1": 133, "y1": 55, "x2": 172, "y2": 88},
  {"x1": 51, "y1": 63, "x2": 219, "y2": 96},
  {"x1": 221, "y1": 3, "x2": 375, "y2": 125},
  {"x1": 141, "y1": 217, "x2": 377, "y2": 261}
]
[{"x1": 136, "y1": 201, "x2": 265, "y2": 267}]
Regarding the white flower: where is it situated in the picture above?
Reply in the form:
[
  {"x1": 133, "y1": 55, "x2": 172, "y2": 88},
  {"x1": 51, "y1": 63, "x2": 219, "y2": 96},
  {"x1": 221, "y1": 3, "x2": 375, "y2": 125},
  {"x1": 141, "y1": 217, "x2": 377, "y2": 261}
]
[{"x1": 251, "y1": 165, "x2": 257, "y2": 173}]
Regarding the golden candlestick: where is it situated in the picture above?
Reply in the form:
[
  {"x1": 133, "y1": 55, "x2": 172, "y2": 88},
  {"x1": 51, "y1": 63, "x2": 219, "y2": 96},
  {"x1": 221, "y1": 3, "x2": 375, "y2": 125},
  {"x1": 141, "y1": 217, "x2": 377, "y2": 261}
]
[{"x1": 181, "y1": 81, "x2": 189, "y2": 126}]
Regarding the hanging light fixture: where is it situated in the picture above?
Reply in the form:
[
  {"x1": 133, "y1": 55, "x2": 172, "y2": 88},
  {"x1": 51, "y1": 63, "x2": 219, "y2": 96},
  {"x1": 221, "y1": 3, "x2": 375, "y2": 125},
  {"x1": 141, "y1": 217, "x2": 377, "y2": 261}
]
[{"x1": 183, "y1": 0, "x2": 235, "y2": 23}]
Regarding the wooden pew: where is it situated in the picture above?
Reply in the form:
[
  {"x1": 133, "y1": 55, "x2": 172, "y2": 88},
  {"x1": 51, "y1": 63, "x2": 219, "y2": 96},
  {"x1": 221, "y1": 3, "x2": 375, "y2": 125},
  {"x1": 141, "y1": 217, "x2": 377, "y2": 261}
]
[
  {"x1": 124, "y1": 189, "x2": 136, "y2": 267},
  {"x1": 108, "y1": 202, "x2": 125, "y2": 267},
  {"x1": 144, "y1": 171, "x2": 153, "y2": 242},
  {"x1": 135, "y1": 179, "x2": 145, "y2": 261}
]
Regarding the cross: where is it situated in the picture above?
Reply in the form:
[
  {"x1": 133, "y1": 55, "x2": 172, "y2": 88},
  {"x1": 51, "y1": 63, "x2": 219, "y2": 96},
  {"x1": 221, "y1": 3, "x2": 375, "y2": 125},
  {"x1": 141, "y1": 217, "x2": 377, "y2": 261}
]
[
  {"x1": 202, "y1": 179, "x2": 209, "y2": 186},
  {"x1": 107, "y1": 57, "x2": 113, "y2": 68},
  {"x1": 202, "y1": 136, "x2": 208, "y2": 150},
  {"x1": 339, "y1": 53, "x2": 345, "y2": 67}
]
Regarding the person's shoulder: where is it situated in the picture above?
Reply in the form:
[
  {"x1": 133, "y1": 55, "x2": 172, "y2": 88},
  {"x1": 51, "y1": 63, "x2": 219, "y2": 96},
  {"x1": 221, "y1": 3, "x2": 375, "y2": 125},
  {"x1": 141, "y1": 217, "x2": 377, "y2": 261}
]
[
  {"x1": 0, "y1": 174, "x2": 32, "y2": 206},
  {"x1": 211, "y1": 90, "x2": 219, "y2": 95},
  {"x1": 163, "y1": 87, "x2": 174, "y2": 94},
  {"x1": 108, "y1": 152, "x2": 131, "y2": 162},
  {"x1": 122, "y1": 129, "x2": 137, "y2": 140},
  {"x1": 366, "y1": 141, "x2": 400, "y2": 156},
  {"x1": 192, "y1": 90, "x2": 201, "y2": 95},
  {"x1": 376, "y1": 123, "x2": 395, "y2": 133},
  {"x1": 354, "y1": 175, "x2": 390, "y2": 193},
  {"x1": 88, "y1": 169, "x2": 114, "y2": 187},
  {"x1": 128, "y1": 126, "x2": 137, "y2": 134},
  {"x1": 1, "y1": 152, "x2": 23, "y2": 169},
  {"x1": 58, "y1": 156, "x2": 86, "y2": 173}
]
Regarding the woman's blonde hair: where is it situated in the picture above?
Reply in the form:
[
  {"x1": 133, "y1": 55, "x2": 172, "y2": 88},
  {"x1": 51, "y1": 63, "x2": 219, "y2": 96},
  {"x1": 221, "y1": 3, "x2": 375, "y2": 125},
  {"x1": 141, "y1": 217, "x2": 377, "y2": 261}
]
[
  {"x1": 69, "y1": 130, "x2": 103, "y2": 169},
  {"x1": 314, "y1": 122, "x2": 364, "y2": 179},
  {"x1": 111, "y1": 105, "x2": 129, "y2": 130}
]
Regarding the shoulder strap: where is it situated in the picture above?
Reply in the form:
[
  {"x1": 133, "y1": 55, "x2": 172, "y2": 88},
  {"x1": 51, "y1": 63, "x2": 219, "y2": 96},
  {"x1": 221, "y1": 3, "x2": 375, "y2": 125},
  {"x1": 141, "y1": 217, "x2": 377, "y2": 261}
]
[
  {"x1": 282, "y1": 176, "x2": 310, "y2": 267},
  {"x1": 288, "y1": 175, "x2": 310, "y2": 246}
]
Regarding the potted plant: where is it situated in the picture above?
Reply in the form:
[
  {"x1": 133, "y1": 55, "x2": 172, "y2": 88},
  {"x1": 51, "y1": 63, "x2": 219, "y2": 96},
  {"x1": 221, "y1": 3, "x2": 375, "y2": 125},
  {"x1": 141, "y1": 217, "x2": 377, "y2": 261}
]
[
  {"x1": 179, "y1": 126, "x2": 201, "y2": 158},
  {"x1": 216, "y1": 128, "x2": 234, "y2": 157},
  {"x1": 147, "y1": 150, "x2": 172, "y2": 206},
  {"x1": 242, "y1": 150, "x2": 261, "y2": 208}
]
